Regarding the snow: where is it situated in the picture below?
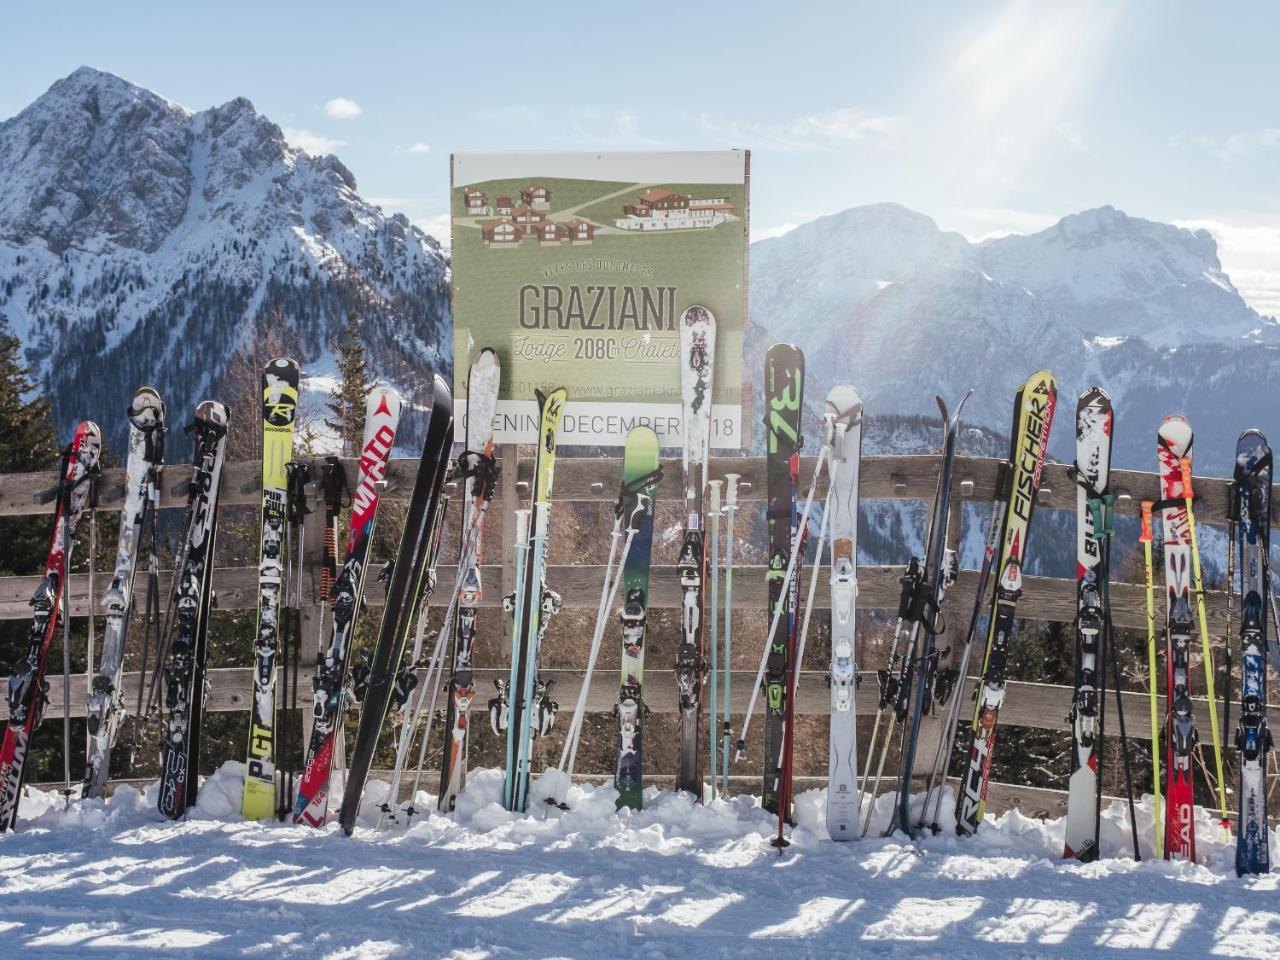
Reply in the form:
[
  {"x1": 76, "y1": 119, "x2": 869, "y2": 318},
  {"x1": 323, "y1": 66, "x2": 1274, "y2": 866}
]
[{"x1": 3, "y1": 763, "x2": 1277, "y2": 958}]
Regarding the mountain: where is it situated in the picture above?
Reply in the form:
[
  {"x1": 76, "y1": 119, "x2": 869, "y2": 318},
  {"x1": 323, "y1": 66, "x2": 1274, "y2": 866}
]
[
  {"x1": 750, "y1": 203, "x2": 1280, "y2": 473},
  {"x1": 0, "y1": 67, "x2": 450, "y2": 448}
]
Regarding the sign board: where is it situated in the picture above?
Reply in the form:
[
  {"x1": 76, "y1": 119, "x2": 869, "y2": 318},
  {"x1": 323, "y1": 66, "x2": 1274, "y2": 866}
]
[{"x1": 451, "y1": 150, "x2": 748, "y2": 448}]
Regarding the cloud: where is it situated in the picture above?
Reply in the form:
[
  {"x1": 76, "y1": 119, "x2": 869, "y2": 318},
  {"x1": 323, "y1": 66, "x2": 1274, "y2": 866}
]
[
  {"x1": 413, "y1": 213, "x2": 453, "y2": 247},
  {"x1": 366, "y1": 197, "x2": 433, "y2": 208},
  {"x1": 405, "y1": 142, "x2": 430, "y2": 154},
  {"x1": 751, "y1": 223, "x2": 798, "y2": 243},
  {"x1": 283, "y1": 128, "x2": 346, "y2": 156},
  {"x1": 323, "y1": 97, "x2": 363, "y2": 119},
  {"x1": 1174, "y1": 217, "x2": 1280, "y2": 318},
  {"x1": 1176, "y1": 128, "x2": 1280, "y2": 163},
  {"x1": 700, "y1": 108, "x2": 900, "y2": 152},
  {"x1": 948, "y1": 207, "x2": 1059, "y2": 242}
]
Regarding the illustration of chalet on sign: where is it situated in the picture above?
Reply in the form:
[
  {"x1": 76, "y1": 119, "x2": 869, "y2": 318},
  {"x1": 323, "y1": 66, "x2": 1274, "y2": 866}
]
[
  {"x1": 481, "y1": 219, "x2": 524, "y2": 248},
  {"x1": 511, "y1": 205, "x2": 546, "y2": 228},
  {"x1": 615, "y1": 188, "x2": 736, "y2": 231},
  {"x1": 495, "y1": 196, "x2": 513, "y2": 216},
  {"x1": 464, "y1": 188, "x2": 489, "y2": 217},
  {"x1": 565, "y1": 218, "x2": 594, "y2": 244},
  {"x1": 537, "y1": 222, "x2": 571, "y2": 246},
  {"x1": 520, "y1": 184, "x2": 551, "y2": 210}
]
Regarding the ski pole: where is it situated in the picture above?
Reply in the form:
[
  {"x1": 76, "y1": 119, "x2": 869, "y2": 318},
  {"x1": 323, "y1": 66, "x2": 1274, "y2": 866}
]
[
  {"x1": 735, "y1": 443, "x2": 831, "y2": 760},
  {"x1": 773, "y1": 471, "x2": 832, "y2": 848},
  {"x1": 708, "y1": 479, "x2": 723, "y2": 799},
  {"x1": 1089, "y1": 492, "x2": 1116, "y2": 858},
  {"x1": 61, "y1": 465, "x2": 74, "y2": 807},
  {"x1": 83, "y1": 505, "x2": 97, "y2": 764},
  {"x1": 501, "y1": 509, "x2": 532, "y2": 812},
  {"x1": 721, "y1": 473, "x2": 740, "y2": 797},
  {"x1": 1101, "y1": 539, "x2": 1141, "y2": 861},
  {"x1": 1177, "y1": 457, "x2": 1231, "y2": 835},
  {"x1": 1140, "y1": 500, "x2": 1163, "y2": 858}
]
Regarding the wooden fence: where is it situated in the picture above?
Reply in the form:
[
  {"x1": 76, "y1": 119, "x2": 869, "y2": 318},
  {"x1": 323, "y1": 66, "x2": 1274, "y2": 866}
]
[{"x1": 2, "y1": 449, "x2": 1277, "y2": 822}]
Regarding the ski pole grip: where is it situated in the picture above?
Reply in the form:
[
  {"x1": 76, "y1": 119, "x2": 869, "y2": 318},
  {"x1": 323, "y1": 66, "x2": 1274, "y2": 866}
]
[
  {"x1": 1178, "y1": 456, "x2": 1195, "y2": 498},
  {"x1": 724, "y1": 473, "x2": 740, "y2": 508},
  {"x1": 709, "y1": 478, "x2": 723, "y2": 514},
  {"x1": 1140, "y1": 501, "x2": 1154, "y2": 543}
]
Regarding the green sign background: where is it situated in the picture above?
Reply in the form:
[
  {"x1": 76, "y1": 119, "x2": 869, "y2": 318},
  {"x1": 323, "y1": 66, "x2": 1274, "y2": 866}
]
[{"x1": 451, "y1": 152, "x2": 746, "y2": 446}]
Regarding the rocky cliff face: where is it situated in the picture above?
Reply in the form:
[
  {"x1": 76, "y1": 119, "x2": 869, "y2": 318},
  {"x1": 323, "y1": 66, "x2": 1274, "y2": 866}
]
[{"x1": 0, "y1": 67, "x2": 451, "y2": 448}]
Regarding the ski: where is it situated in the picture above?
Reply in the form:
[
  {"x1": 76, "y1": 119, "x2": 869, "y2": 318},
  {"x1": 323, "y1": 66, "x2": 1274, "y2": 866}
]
[
  {"x1": 1, "y1": 421, "x2": 102, "y2": 830},
  {"x1": 1064, "y1": 387, "x2": 1114, "y2": 861},
  {"x1": 1156, "y1": 415, "x2": 1200, "y2": 861},
  {"x1": 438, "y1": 349, "x2": 501, "y2": 812},
  {"x1": 338, "y1": 374, "x2": 454, "y2": 834},
  {"x1": 825, "y1": 386, "x2": 863, "y2": 840},
  {"x1": 294, "y1": 386, "x2": 401, "y2": 826},
  {"x1": 242, "y1": 357, "x2": 300, "y2": 820},
  {"x1": 956, "y1": 369, "x2": 1056, "y2": 836},
  {"x1": 493, "y1": 387, "x2": 567, "y2": 812},
  {"x1": 1232, "y1": 428, "x2": 1272, "y2": 876},
  {"x1": 615, "y1": 427, "x2": 661, "y2": 811},
  {"x1": 158, "y1": 401, "x2": 229, "y2": 820},
  {"x1": 675, "y1": 305, "x2": 716, "y2": 798},
  {"x1": 762, "y1": 341, "x2": 803, "y2": 814},
  {"x1": 84, "y1": 390, "x2": 164, "y2": 798},
  {"x1": 892, "y1": 393, "x2": 967, "y2": 839}
]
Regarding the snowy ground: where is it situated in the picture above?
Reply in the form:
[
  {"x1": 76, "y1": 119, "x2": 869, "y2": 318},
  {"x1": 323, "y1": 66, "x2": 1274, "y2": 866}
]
[{"x1": 2, "y1": 764, "x2": 1278, "y2": 959}]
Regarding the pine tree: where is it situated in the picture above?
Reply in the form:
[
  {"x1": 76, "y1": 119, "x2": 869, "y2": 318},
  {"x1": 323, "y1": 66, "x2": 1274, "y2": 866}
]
[
  {"x1": 0, "y1": 323, "x2": 60, "y2": 578},
  {"x1": 325, "y1": 312, "x2": 371, "y2": 456}
]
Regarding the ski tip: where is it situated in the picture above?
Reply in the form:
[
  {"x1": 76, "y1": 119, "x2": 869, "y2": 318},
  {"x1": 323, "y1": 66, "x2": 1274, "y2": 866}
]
[
  {"x1": 1157, "y1": 414, "x2": 1193, "y2": 454},
  {"x1": 680, "y1": 303, "x2": 716, "y2": 327},
  {"x1": 1079, "y1": 384, "x2": 1111, "y2": 405},
  {"x1": 825, "y1": 384, "x2": 863, "y2": 421}
]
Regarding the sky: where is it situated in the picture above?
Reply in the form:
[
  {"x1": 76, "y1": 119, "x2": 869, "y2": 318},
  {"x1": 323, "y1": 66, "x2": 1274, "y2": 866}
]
[{"x1": 2, "y1": 0, "x2": 1279, "y2": 316}]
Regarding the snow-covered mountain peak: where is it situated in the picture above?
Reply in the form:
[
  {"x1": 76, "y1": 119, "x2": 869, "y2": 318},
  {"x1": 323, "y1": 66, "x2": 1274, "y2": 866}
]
[
  {"x1": 980, "y1": 205, "x2": 1271, "y2": 346},
  {"x1": 0, "y1": 68, "x2": 450, "y2": 448},
  {"x1": 751, "y1": 201, "x2": 1280, "y2": 470}
]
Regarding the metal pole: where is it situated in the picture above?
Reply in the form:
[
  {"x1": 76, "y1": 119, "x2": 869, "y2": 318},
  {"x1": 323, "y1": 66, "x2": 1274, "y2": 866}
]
[
  {"x1": 708, "y1": 479, "x2": 723, "y2": 799},
  {"x1": 721, "y1": 473, "x2": 740, "y2": 797}
]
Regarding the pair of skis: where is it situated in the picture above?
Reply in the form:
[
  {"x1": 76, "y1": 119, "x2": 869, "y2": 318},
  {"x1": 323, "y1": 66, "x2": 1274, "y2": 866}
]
[
  {"x1": 1230, "y1": 429, "x2": 1273, "y2": 876},
  {"x1": 294, "y1": 386, "x2": 402, "y2": 825},
  {"x1": 1140, "y1": 416, "x2": 1231, "y2": 862},
  {"x1": 856, "y1": 393, "x2": 965, "y2": 839},
  {"x1": 155, "y1": 401, "x2": 231, "y2": 819},
  {"x1": 615, "y1": 431, "x2": 662, "y2": 810},
  {"x1": 84, "y1": 389, "x2": 165, "y2": 798},
  {"x1": 375, "y1": 352, "x2": 501, "y2": 827},
  {"x1": 242, "y1": 358, "x2": 304, "y2": 820},
  {"x1": 1062, "y1": 388, "x2": 1139, "y2": 862},
  {"x1": 336, "y1": 375, "x2": 454, "y2": 834},
  {"x1": 674, "y1": 307, "x2": 716, "y2": 797},
  {"x1": 780, "y1": 384, "x2": 863, "y2": 845},
  {"x1": 0, "y1": 421, "x2": 103, "y2": 830},
  {"x1": 493, "y1": 387, "x2": 567, "y2": 813}
]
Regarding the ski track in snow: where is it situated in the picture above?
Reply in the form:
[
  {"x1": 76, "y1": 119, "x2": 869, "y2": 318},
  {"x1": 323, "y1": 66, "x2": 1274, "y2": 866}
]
[{"x1": 1, "y1": 764, "x2": 1277, "y2": 959}]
